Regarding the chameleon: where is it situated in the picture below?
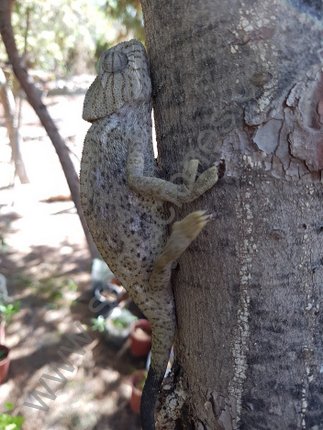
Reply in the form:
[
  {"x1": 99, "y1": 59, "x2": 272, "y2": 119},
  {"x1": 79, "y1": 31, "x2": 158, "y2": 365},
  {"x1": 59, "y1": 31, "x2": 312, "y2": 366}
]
[{"x1": 80, "y1": 39, "x2": 219, "y2": 429}]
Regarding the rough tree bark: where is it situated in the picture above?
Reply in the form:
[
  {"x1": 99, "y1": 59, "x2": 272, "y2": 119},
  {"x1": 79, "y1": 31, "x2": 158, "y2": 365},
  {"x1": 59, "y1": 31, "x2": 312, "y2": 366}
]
[
  {"x1": 0, "y1": 0, "x2": 99, "y2": 258},
  {"x1": 140, "y1": 0, "x2": 323, "y2": 428}
]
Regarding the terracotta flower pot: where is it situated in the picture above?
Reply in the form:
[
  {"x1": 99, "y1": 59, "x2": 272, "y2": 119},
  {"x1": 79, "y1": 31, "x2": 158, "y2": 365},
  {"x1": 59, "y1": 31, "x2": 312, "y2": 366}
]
[
  {"x1": 129, "y1": 370, "x2": 147, "y2": 414},
  {"x1": 0, "y1": 344, "x2": 10, "y2": 384},
  {"x1": 0, "y1": 321, "x2": 5, "y2": 344},
  {"x1": 130, "y1": 319, "x2": 152, "y2": 357}
]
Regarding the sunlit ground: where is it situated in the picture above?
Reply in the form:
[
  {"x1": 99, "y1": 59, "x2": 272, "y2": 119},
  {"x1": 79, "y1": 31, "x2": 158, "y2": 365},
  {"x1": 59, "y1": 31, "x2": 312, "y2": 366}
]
[{"x1": 0, "y1": 91, "x2": 142, "y2": 429}]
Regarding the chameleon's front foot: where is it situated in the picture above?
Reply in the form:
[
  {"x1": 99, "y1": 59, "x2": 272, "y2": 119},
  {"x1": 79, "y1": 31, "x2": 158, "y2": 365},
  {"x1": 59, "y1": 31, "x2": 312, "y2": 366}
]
[{"x1": 178, "y1": 160, "x2": 218, "y2": 204}]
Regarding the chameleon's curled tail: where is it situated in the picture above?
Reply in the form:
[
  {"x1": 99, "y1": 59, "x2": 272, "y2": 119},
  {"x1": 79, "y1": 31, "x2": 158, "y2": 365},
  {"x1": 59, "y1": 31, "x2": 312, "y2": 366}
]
[
  {"x1": 141, "y1": 324, "x2": 174, "y2": 430},
  {"x1": 141, "y1": 367, "x2": 163, "y2": 430},
  {"x1": 140, "y1": 211, "x2": 212, "y2": 429},
  {"x1": 140, "y1": 286, "x2": 176, "y2": 430}
]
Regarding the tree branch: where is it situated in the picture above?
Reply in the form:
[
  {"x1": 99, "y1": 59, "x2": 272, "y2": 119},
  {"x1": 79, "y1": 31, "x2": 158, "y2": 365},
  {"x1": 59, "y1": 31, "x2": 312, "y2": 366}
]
[
  {"x1": 0, "y1": 0, "x2": 99, "y2": 259},
  {"x1": 0, "y1": 67, "x2": 29, "y2": 184}
]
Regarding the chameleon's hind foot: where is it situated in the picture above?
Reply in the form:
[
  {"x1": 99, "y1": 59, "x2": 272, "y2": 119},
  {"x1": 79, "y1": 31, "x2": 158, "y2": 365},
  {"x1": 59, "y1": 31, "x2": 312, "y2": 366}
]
[
  {"x1": 172, "y1": 210, "x2": 211, "y2": 241},
  {"x1": 153, "y1": 211, "x2": 212, "y2": 270}
]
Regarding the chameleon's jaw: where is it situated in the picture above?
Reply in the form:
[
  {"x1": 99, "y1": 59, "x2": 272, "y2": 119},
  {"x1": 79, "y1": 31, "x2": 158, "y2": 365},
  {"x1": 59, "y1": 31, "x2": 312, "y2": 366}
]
[{"x1": 82, "y1": 76, "x2": 107, "y2": 122}]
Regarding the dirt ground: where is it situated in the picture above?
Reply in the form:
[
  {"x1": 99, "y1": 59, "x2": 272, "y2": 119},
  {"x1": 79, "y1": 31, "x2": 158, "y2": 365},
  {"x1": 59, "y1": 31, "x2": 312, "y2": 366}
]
[{"x1": 0, "y1": 91, "x2": 143, "y2": 429}]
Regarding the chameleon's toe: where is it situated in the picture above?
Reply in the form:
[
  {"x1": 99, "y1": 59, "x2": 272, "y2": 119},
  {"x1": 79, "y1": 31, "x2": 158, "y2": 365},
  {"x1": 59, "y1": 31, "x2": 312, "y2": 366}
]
[
  {"x1": 173, "y1": 210, "x2": 211, "y2": 240},
  {"x1": 191, "y1": 165, "x2": 218, "y2": 197}
]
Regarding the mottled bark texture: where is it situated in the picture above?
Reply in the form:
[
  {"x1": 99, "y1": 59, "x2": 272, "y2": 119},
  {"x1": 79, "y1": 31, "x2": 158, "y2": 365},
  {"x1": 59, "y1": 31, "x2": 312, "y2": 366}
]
[{"x1": 140, "y1": 0, "x2": 323, "y2": 428}]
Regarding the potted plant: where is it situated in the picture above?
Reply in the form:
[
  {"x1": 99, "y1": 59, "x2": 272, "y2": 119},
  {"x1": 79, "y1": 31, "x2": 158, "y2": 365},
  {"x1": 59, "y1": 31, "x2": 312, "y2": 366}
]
[
  {"x1": 92, "y1": 283, "x2": 123, "y2": 316},
  {"x1": 129, "y1": 369, "x2": 147, "y2": 414},
  {"x1": 130, "y1": 319, "x2": 152, "y2": 357},
  {"x1": 0, "y1": 345, "x2": 10, "y2": 384},
  {"x1": 104, "y1": 307, "x2": 137, "y2": 347},
  {"x1": 91, "y1": 315, "x2": 106, "y2": 333}
]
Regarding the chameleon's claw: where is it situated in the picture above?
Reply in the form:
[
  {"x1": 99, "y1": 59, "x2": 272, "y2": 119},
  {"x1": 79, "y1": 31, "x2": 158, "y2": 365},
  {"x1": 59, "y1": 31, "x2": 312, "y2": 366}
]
[{"x1": 172, "y1": 210, "x2": 212, "y2": 240}]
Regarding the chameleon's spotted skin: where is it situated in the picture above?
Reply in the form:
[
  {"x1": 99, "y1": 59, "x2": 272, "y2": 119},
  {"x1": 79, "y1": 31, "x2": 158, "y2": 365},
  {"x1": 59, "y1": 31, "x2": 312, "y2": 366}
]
[{"x1": 80, "y1": 40, "x2": 218, "y2": 430}]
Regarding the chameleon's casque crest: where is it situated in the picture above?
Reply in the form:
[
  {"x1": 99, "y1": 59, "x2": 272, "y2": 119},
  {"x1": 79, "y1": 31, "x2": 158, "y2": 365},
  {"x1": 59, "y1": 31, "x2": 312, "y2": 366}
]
[{"x1": 83, "y1": 40, "x2": 151, "y2": 122}]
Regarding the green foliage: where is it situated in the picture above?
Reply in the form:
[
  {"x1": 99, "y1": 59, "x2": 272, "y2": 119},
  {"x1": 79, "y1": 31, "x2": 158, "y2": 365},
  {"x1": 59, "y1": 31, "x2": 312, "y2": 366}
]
[
  {"x1": 0, "y1": 403, "x2": 24, "y2": 430},
  {"x1": 104, "y1": 0, "x2": 144, "y2": 44},
  {"x1": 0, "y1": 0, "x2": 145, "y2": 77},
  {"x1": 91, "y1": 315, "x2": 106, "y2": 333},
  {"x1": 0, "y1": 301, "x2": 20, "y2": 324},
  {"x1": 111, "y1": 315, "x2": 133, "y2": 329},
  {"x1": 30, "y1": 277, "x2": 79, "y2": 308},
  {"x1": 0, "y1": 0, "x2": 118, "y2": 76},
  {"x1": 91, "y1": 309, "x2": 137, "y2": 333},
  {"x1": 3, "y1": 404, "x2": 13, "y2": 412},
  {"x1": 0, "y1": 414, "x2": 23, "y2": 430}
]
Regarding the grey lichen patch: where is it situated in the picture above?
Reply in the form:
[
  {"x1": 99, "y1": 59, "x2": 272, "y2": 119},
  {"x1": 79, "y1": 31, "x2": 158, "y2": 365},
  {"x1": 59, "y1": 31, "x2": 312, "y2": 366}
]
[
  {"x1": 218, "y1": 406, "x2": 234, "y2": 430},
  {"x1": 156, "y1": 376, "x2": 187, "y2": 429},
  {"x1": 288, "y1": 69, "x2": 323, "y2": 172},
  {"x1": 290, "y1": 128, "x2": 323, "y2": 171},
  {"x1": 288, "y1": 0, "x2": 323, "y2": 20},
  {"x1": 253, "y1": 119, "x2": 282, "y2": 154}
]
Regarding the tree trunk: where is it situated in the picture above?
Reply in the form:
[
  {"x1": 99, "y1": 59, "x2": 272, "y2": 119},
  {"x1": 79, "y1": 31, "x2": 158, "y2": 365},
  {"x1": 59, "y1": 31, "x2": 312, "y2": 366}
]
[
  {"x1": 0, "y1": 0, "x2": 99, "y2": 259},
  {"x1": 140, "y1": 0, "x2": 323, "y2": 428},
  {"x1": 0, "y1": 67, "x2": 29, "y2": 184}
]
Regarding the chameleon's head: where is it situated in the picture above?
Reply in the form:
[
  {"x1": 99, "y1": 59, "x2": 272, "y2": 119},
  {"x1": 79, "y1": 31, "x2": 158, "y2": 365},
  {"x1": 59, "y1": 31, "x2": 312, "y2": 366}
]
[{"x1": 83, "y1": 40, "x2": 151, "y2": 122}]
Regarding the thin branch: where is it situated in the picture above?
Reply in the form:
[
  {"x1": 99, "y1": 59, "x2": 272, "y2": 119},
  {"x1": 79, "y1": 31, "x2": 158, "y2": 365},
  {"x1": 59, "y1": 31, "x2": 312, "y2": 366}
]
[
  {"x1": 0, "y1": 0, "x2": 99, "y2": 259},
  {"x1": 0, "y1": 67, "x2": 29, "y2": 184}
]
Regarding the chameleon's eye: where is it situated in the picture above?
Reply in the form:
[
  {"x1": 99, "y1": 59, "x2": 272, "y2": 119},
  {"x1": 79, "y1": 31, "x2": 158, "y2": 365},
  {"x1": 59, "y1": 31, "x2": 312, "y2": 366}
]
[{"x1": 101, "y1": 51, "x2": 128, "y2": 73}]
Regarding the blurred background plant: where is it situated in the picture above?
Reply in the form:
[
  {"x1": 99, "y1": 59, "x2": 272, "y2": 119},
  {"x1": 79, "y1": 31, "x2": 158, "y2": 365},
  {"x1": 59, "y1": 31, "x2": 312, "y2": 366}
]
[
  {"x1": 0, "y1": 0, "x2": 144, "y2": 78},
  {"x1": 0, "y1": 402, "x2": 24, "y2": 430},
  {"x1": 0, "y1": 301, "x2": 20, "y2": 324},
  {"x1": 103, "y1": 0, "x2": 144, "y2": 46}
]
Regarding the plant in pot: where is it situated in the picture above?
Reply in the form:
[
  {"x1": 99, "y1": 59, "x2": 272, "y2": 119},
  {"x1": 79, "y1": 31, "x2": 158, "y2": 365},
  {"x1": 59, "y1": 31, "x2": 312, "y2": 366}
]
[
  {"x1": 104, "y1": 307, "x2": 137, "y2": 347},
  {"x1": 91, "y1": 315, "x2": 106, "y2": 333},
  {"x1": 130, "y1": 319, "x2": 152, "y2": 357},
  {"x1": 92, "y1": 283, "x2": 124, "y2": 316},
  {"x1": 129, "y1": 369, "x2": 147, "y2": 414}
]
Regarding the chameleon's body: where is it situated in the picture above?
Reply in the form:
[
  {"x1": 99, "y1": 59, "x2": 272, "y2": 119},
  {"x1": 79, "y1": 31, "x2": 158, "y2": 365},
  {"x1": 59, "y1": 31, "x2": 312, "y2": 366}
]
[{"x1": 80, "y1": 40, "x2": 218, "y2": 429}]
